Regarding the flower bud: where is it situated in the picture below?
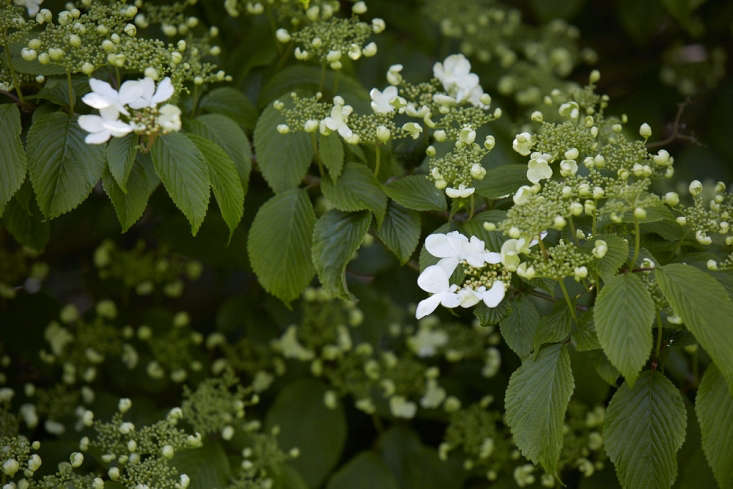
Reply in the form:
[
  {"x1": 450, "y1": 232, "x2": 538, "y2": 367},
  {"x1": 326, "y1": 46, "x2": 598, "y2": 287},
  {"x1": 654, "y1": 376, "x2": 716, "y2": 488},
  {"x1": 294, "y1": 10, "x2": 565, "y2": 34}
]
[
  {"x1": 639, "y1": 123, "x2": 652, "y2": 138},
  {"x1": 689, "y1": 180, "x2": 703, "y2": 196},
  {"x1": 362, "y1": 42, "x2": 377, "y2": 57},
  {"x1": 633, "y1": 207, "x2": 647, "y2": 219}
]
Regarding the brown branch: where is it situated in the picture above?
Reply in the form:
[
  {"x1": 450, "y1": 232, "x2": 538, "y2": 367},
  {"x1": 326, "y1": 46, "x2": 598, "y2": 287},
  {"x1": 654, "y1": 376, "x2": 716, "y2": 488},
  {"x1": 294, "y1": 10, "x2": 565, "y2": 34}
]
[{"x1": 646, "y1": 98, "x2": 702, "y2": 149}]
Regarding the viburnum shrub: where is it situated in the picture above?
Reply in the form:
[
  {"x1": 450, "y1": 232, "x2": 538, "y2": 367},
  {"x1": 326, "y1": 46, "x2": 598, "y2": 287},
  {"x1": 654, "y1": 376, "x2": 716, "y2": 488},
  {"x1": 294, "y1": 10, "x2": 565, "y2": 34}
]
[{"x1": 1, "y1": 0, "x2": 732, "y2": 488}]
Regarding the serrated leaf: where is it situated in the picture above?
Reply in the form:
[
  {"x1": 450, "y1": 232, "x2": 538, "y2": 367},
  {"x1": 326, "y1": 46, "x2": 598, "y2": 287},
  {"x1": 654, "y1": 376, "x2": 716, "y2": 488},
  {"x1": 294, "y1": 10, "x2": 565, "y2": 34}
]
[
  {"x1": 326, "y1": 452, "x2": 399, "y2": 489},
  {"x1": 321, "y1": 162, "x2": 387, "y2": 225},
  {"x1": 198, "y1": 86, "x2": 257, "y2": 130},
  {"x1": 382, "y1": 175, "x2": 447, "y2": 212},
  {"x1": 572, "y1": 311, "x2": 602, "y2": 351},
  {"x1": 187, "y1": 134, "x2": 244, "y2": 240},
  {"x1": 2, "y1": 182, "x2": 49, "y2": 251},
  {"x1": 376, "y1": 202, "x2": 420, "y2": 264},
  {"x1": 106, "y1": 133, "x2": 138, "y2": 192},
  {"x1": 533, "y1": 307, "x2": 572, "y2": 354},
  {"x1": 695, "y1": 365, "x2": 733, "y2": 489},
  {"x1": 253, "y1": 103, "x2": 314, "y2": 193},
  {"x1": 0, "y1": 104, "x2": 27, "y2": 215},
  {"x1": 505, "y1": 343, "x2": 575, "y2": 475},
  {"x1": 27, "y1": 112, "x2": 105, "y2": 219},
  {"x1": 171, "y1": 441, "x2": 231, "y2": 489},
  {"x1": 151, "y1": 132, "x2": 210, "y2": 235},
  {"x1": 499, "y1": 297, "x2": 540, "y2": 359},
  {"x1": 594, "y1": 274, "x2": 654, "y2": 386},
  {"x1": 266, "y1": 379, "x2": 347, "y2": 488},
  {"x1": 656, "y1": 263, "x2": 733, "y2": 394},
  {"x1": 248, "y1": 189, "x2": 316, "y2": 303},
  {"x1": 102, "y1": 153, "x2": 159, "y2": 232},
  {"x1": 474, "y1": 299, "x2": 510, "y2": 327},
  {"x1": 596, "y1": 235, "x2": 629, "y2": 280},
  {"x1": 474, "y1": 165, "x2": 528, "y2": 199},
  {"x1": 189, "y1": 114, "x2": 252, "y2": 194},
  {"x1": 604, "y1": 370, "x2": 687, "y2": 489},
  {"x1": 259, "y1": 65, "x2": 369, "y2": 109},
  {"x1": 312, "y1": 210, "x2": 371, "y2": 300},
  {"x1": 319, "y1": 132, "x2": 344, "y2": 180}
]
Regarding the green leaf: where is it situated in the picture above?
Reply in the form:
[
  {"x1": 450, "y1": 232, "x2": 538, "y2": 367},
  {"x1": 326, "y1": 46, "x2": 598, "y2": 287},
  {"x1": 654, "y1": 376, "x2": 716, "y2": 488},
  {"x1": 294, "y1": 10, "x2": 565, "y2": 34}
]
[
  {"x1": 604, "y1": 371, "x2": 687, "y2": 489},
  {"x1": 106, "y1": 133, "x2": 138, "y2": 192},
  {"x1": 102, "y1": 154, "x2": 160, "y2": 232},
  {"x1": 266, "y1": 379, "x2": 347, "y2": 488},
  {"x1": 572, "y1": 312, "x2": 602, "y2": 351},
  {"x1": 2, "y1": 182, "x2": 49, "y2": 251},
  {"x1": 171, "y1": 441, "x2": 231, "y2": 489},
  {"x1": 319, "y1": 132, "x2": 344, "y2": 180},
  {"x1": 461, "y1": 210, "x2": 507, "y2": 252},
  {"x1": 253, "y1": 103, "x2": 314, "y2": 193},
  {"x1": 198, "y1": 87, "x2": 257, "y2": 130},
  {"x1": 695, "y1": 365, "x2": 733, "y2": 488},
  {"x1": 321, "y1": 162, "x2": 387, "y2": 225},
  {"x1": 186, "y1": 134, "x2": 244, "y2": 240},
  {"x1": 191, "y1": 114, "x2": 252, "y2": 193},
  {"x1": 0, "y1": 104, "x2": 27, "y2": 214},
  {"x1": 248, "y1": 189, "x2": 316, "y2": 303},
  {"x1": 594, "y1": 274, "x2": 655, "y2": 386},
  {"x1": 505, "y1": 343, "x2": 575, "y2": 475},
  {"x1": 326, "y1": 452, "x2": 399, "y2": 489},
  {"x1": 530, "y1": 0, "x2": 586, "y2": 21},
  {"x1": 499, "y1": 297, "x2": 540, "y2": 359},
  {"x1": 151, "y1": 133, "x2": 210, "y2": 235},
  {"x1": 259, "y1": 65, "x2": 369, "y2": 109},
  {"x1": 376, "y1": 203, "x2": 420, "y2": 264},
  {"x1": 312, "y1": 210, "x2": 371, "y2": 300},
  {"x1": 533, "y1": 307, "x2": 572, "y2": 354},
  {"x1": 382, "y1": 175, "x2": 447, "y2": 212},
  {"x1": 656, "y1": 263, "x2": 733, "y2": 394},
  {"x1": 474, "y1": 165, "x2": 528, "y2": 199},
  {"x1": 27, "y1": 112, "x2": 105, "y2": 219},
  {"x1": 596, "y1": 235, "x2": 630, "y2": 280}
]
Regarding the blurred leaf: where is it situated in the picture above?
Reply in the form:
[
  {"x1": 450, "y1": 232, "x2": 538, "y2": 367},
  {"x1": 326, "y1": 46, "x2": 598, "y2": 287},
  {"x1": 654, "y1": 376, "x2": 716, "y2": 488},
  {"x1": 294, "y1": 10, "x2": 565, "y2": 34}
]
[
  {"x1": 376, "y1": 202, "x2": 420, "y2": 264},
  {"x1": 326, "y1": 452, "x2": 399, "y2": 489},
  {"x1": 474, "y1": 165, "x2": 527, "y2": 199},
  {"x1": 259, "y1": 65, "x2": 369, "y2": 109},
  {"x1": 382, "y1": 175, "x2": 447, "y2": 212},
  {"x1": 2, "y1": 182, "x2": 49, "y2": 251},
  {"x1": 0, "y1": 104, "x2": 27, "y2": 213},
  {"x1": 530, "y1": 0, "x2": 586, "y2": 21},
  {"x1": 199, "y1": 87, "x2": 257, "y2": 130},
  {"x1": 171, "y1": 441, "x2": 231, "y2": 489}
]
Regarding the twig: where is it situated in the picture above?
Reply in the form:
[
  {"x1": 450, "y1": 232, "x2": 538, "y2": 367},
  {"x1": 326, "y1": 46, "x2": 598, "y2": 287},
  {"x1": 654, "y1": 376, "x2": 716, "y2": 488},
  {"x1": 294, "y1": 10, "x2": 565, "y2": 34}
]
[{"x1": 646, "y1": 98, "x2": 702, "y2": 149}]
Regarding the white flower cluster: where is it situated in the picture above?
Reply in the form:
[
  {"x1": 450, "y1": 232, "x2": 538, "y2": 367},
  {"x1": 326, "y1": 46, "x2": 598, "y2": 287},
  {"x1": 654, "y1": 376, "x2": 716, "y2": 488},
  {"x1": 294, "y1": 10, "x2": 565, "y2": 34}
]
[
  {"x1": 78, "y1": 77, "x2": 182, "y2": 144},
  {"x1": 416, "y1": 232, "x2": 505, "y2": 319},
  {"x1": 433, "y1": 54, "x2": 491, "y2": 108},
  {"x1": 14, "y1": 0, "x2": 43, "y2": 16}
]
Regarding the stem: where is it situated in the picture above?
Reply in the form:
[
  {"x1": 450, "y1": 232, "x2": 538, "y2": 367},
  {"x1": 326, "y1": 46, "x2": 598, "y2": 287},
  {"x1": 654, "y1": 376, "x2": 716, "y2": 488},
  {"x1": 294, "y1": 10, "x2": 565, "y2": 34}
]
[
  {"x1": 630, "y1": 218, "x2": 641, "y2": 267},
  {"x1": 66, "y1": 71, "x2": 75, "y2": 114},
  {"x1": 311, "y1": 133, "x2": 324, "y2": 177},
  {"x1": 654, "y1": 313, "x2": 663, "y2": 359},
  {"x1": 468, "y1": 193, "x2": 475, "y2": 220},
  {"x1": 537, "y1": 237, "x2": 549, "y2": 261},
  {"x1": 319, "y1": 62, "x2": 326, "y2": 91},
  {"x1": 568, "y1": 215, "x2": 577, "y2": 242},
  {"x1": 4, "y1": 48, "x2": 25, "y2": 104},
  {"x1": 374, "y1": 144, "x2": 381, "y2": 177},
  {"x1": 558, "y1": 279, "x2": 578, "y2": 323},
  {"x1": 190, "y1": 85, "x2": 201, "y2": 117}
]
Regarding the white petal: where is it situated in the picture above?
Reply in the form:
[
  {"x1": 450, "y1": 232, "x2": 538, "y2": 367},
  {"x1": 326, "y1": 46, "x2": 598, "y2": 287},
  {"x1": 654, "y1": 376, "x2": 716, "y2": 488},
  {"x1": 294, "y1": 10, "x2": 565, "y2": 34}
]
[
  {"x1": 425, "y1": 233, "x2": 453, "y2": 258},
  {"x1": 152, "y1": 77, "x2": 174, "y2": 104},
  {"x1": 82, "y1": 92, "x2": 112, "y2": 110},
  {"x1": 118, "y1": 80, "x2": 144, "y2": 105},
  {"x1": 440, "y1": 291, "x2": 461, "y2": 309},
  {"x1": 78, "y1": 114, "x2": 105, "y2": 132},
  {"x1": 458, "y1": 288, "x2": 481, "y2": 308},
  {"x1": 482, "y1": 281, "x2": 506, "y2": 308},
  {"x1": 85, "y1": 130, "x2": 111, "y2": 144},
  {"x1": 416, "y1": 294, "x2": 442, "y2": 319},
  {"x1": 436, "y1": 257, "x2": 459, "y2": 277},
  {"x1": 89, "y1": 79, "x2": 117, "y2": 99},
  {"x1": 417, "y1": 264, "x2": 449, "y2": 294},
  {"x1": 104, "y1": 120, "x2": 133, "y2": 137},
  {"x1": 484, "y1": 252, "x2": 501, "y2": 264},
  {"x1": 99, "y1": 106, "x2": 120, "y2": 120}
]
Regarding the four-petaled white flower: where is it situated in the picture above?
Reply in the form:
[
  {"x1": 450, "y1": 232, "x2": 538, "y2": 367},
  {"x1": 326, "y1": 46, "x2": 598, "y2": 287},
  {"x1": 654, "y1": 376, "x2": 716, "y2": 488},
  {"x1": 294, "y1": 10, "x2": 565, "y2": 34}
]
[
  {"x1": 82, "y1": 79, "x2": 142, "y2": 117},
  {"x1": 14, "y1": 0, "x2": 43, "y2": 16},
  {"x1": 445, "y1": 184, "x2": 475, "y2": 199},
  {"x1": 433, "y1": 54, "x2": 487, "y2": 107},
  {"x1": 321, "y1": 97, "x2": 358, "y2": 143},
  {"x1": 527, "y1": 152, "x2": 553, "y2": 183},
  {"x1": 415, "y1": 260, "x2": 461, "y2": 319},
  {"x1": 425, "y1": 231, "x2": 500, "y2": 273},
  {"x1": 369, "y1": 86, "x2": 403, "y2": 114},
  {"x1": 78, "y1": 110, "x2": 133, "y2": 144}
]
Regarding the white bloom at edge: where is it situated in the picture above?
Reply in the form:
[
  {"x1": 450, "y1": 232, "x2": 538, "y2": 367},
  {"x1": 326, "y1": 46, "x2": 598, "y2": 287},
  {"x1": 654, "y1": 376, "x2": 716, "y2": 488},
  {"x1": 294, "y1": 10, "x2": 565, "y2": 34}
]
[
  {"x1": 322, "y1": 99, "x2": 356, "y2": 141},
  {"x1": 433, "y1": 54, "x2": 484, "y2": 106},
  {"x1": 14, "y1": 0, "x2": 43, "y2": 16},
  {"x1": 78, "y1": 109, "x2": 133, "y2": 144},
  {"x1": 369, "y1": 86, "x2": 400, "y2": 114},
  {"x1": 445, "y1": 184, "x2": 475, "y2": 199},
  {"x1": 415, "y1": 260, "x2": 461, "y2": 319},
  {"x1": 426, "y1": 231, "x2": 500, "y2": 270},
  {"x1": 157, "y1": 104, "x2": 182, "y2": 133},
  {"x1": 527, "y1": 153, "x2": 553, "y2": 184},
  {"x1": 127, "y1": 77, "x2": 175, "y2": 109},
  {"x1": 82, "y1": 78, "x2": 144, "y2": 117}
]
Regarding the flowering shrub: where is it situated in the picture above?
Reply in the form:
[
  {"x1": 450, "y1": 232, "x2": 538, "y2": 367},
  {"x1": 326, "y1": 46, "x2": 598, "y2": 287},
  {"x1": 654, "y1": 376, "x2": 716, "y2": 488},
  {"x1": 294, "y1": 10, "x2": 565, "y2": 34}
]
[{"x1": 1, "y1": 1, "x2": 733, "y2": 489}]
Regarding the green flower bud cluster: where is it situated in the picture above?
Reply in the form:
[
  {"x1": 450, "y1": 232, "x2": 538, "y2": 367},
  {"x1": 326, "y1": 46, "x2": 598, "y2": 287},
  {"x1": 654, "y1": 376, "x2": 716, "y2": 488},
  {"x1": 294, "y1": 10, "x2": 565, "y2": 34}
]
[
  {"x1": 523, "y1": 239, "x2": 593, "y2": 281},
  {"x1": 230, "y1": 430, "x2": 299, "y2": 489},
  {"x1": 0, "y1": 4, "x2": 36, "y2": 91},
  {"x1": 285, "y1": 15, "x2": 378, "y2": 68},
  {"x1": 224, "y1": 0, "x2": 340, "y2": 25},
  {"x1": 673, "y1": 180, "x2": 732, "y2": 247},
  {"x1": 660, "y1": 45, "x2": 726, "y2": 96}
]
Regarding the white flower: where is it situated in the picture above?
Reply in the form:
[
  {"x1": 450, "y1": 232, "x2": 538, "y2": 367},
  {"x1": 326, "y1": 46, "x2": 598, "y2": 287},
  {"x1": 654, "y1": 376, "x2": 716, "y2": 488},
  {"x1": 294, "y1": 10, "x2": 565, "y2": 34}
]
[
  {"x1": 127, "y1": 77, "x2": 174, "y2": 109},
  {"x1": 369, "y1": 86, "x2": 400, "y2": 114},
  {"x1": 78, "y1": 111, "x2": 132, "y2": 144},
  {"x1": 408, "y1": 326, "x2": 448, "y2": 357},
  {"x1": 512, "y1": 132, "x2": 533, "y2": 156},
  {"x1": 82, "y1": 78, "x2": 143, "y2": 117},
  {"x1": 420, "y1": 379, "x2": 447, "y2": 408},
  {"x1": 415, "y1": 260, "x2": 461, "y2": 319},
  {"x1": 500, "y1": 238, "x2": 531, "y2": 271},
  {"x1": 476, "y1": 281, "x2": 506, "y2": 308},
  {"x1": 157, "y1": 104, "x2": 182, "y2": 133},
  {"x1": 433, "y1": 54, "x2": 486, "y2": 107},
  {"x1": 271, "y1": 326, "x2": 314, "y2": 361},
  {"x1": 14, "y1": 0, "x2": 43, "y2": 16},
  {"x1": 425, "y1": 231, "x2": 500, "y2": 271},
  {"x1": 321, "y1": 98, "x2": 357, "y2": 142},
  {"x1": 512, "y1": 185, "x2": 533, "y2": 205},
  {"x1": 389, "y1": 396, "x2": 417, "y2": 418},
  {"x1": 445, "y1": 184, "x2": 475, "y2": 199},
  {"x1": 527, "y1": 152, "x2": 553, "y2": 183}
]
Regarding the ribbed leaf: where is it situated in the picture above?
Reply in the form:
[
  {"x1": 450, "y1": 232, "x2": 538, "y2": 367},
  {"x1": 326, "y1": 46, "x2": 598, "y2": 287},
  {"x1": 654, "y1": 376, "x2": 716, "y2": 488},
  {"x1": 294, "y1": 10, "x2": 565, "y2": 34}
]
[
  {"x1": 27, "y1": 112, "x2": 105, "y2": 218},
  {"x1": 319, "y1": 132, "x2": 344, "y2": 180},
  {"x1": 248, "y1": 189, "x2": 316, "y2": 304},
  {"x1": 596, "y1": 235, "x2": 629, "y2": 280},
  {"x1": 312, "y1": 210, "x2": 371, "y2": 300},
  {"x1": 0, "y1": 104, "x2": 27, "y2": 213},
  {"x1": 259, "y1": 65, "x2": 369, "y2": 109},
  {"x1": 321, "y1": 162, "x2": 387, "y2": 225},
  {"x1": 604, "y1": 371, "x2": 686, "y2": 489},
  {"x1": 474, "y1": 165, "x2": 528, "y2": 199},
  {"x1": 171, "y1": 441, "x2": 231, "y2": 489},
  {"x1": 266, "y1": 379, "x2": 346, "y2": 488},
  {"x1": 656, "y1": 264, "x2": 733, "y2": 394},
  {"x1": 102, "y1": 153, "x2": 159, "y2": 232},
  {"x1": 505, "y1": 343, "x2": 574, "y2": 475},
  {"x1": 376, "y1": 202, "x2": 420, "y2": 264},
  {"x1": 499, "y1": 297, "x2": 540, "y2": 359},
  {"x1": 533, "y1": 307, "x2": 572, "y2": 354},
  {"x1": 198, "y1": 86, "x2": 257, "y2": 130},
  {"x1": 594, "y1": 274, "x2": 655, "y2": 386},
  {"x1": 151, "y1": 133, "x2": 210, "y2": 235},
  {"x1": 106, "y1": 133, "x2": 137, "y2": 192},
  {"x1": 382, "y1": 175, "x2": 447, "y2": 212},
  {"x1": 326, "y1": 452, "x2": 399, "y2": 489},
  {"x1": 253, "y1": 103, "x2": 313, "y2": 193},
  {"x1": 696, "y1": 365, "x2": 733, "y2": 488},
  {"x1": 1, "y1": 182, "x2": 49, "y2": 251},
  {"x1": 187, "y1": 134, "x2": 244, "y2": 240}
]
